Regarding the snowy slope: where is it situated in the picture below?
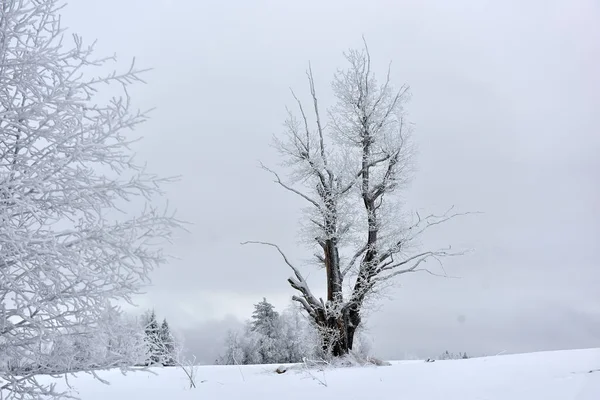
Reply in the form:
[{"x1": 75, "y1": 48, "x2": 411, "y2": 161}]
[{"x1": 42, "y1": 348, "x2": 600, "y2": 400}]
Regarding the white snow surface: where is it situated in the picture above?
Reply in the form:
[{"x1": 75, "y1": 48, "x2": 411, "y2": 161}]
[{"x1": 42, "y1": 348, "x2": 600, "y2": 399}]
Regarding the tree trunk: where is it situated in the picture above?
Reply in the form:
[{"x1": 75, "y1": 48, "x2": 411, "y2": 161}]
[{"x1": 317, "y1": 306, "x2": 361, "y2": 357}]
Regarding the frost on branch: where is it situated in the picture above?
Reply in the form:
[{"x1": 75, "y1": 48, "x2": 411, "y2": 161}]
[
  {"x1": 245, "y1": 39, "x2": 475, "y2": 358},
  {"x1": 0, "y1": 1, "x2": 180, "y2": 399}
]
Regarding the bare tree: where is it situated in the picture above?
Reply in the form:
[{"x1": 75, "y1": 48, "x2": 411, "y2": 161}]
[
  {"x1": 0, "y1": 1, "x2": 179, "y2": 399},
  {"x1": 244, "y1": 40, "x2": 472, "y2": 357}
]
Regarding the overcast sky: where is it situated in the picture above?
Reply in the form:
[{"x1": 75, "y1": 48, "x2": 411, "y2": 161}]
[{"x1": 61, "y1": 0, "x2": 599, "y2": 363}]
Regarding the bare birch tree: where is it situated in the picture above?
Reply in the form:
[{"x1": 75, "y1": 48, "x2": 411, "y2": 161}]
[
  {"x1": 245, "y1": 40, "x2": 471, "y2": 357},
  {"x1": 0, "y1": 1, "x2": 179, "y2": 399}
]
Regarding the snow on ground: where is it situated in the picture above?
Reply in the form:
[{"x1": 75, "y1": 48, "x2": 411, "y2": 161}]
[{"x1": 43, "y1": 348, "x2": 600, "y2": 399}]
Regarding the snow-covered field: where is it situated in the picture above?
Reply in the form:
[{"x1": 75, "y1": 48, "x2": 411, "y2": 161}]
[{"x1": 45, "y1": 348, "x2": 600, "y2": 400}]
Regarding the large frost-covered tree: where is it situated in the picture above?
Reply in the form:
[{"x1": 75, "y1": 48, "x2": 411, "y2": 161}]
[
  {"x1": 245, "y1": 41, "x2": 471, "y2": 357},
  {"x1": 0, "y1": 0, "x2": 179, "y2": 398}
]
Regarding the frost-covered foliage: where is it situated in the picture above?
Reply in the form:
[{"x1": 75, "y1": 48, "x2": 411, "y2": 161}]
[
  {"x1": 0, "y1": 1, "x2": 179, "y2": 399},
  {"x1": 278, "y1": 303, "x2": 322, "y2": 363},
  {"x1": 141, "y1": 310, "x2": 178, "y2": 366},
  {"x1": 158, "y1": 319, "x2": 176, "y2": 366},
  {"x1": 3, "y1": 309, "x2": 147, "y2": 377},
  {"x1": 48, "y1": 310, "x2": 145, "y2": 373},
  {"x1": 142, "y1": 310, "x2": 162, "y2": 366},
  {"x1": 250, "y1": 298, "x2": 282, "y2": 364},
  {"x1": 245, "y1": 40, "x2": 472, "y2": 357},
  {"x1": 217, "y1": 330, "x2": 247, "y2": 366},
  {"x1": 251, "y1": 298, "x2": 279, "y2": 337},
  {"x1": 218, "y1": 300, "x2": 320, "y2": 365}
]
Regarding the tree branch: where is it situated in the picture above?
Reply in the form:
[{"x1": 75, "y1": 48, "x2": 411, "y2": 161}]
[
  {"x1": 379, "y1": 207, "x2": 480, "y2": 264},
  {"x1": 259, "y1": 162, "x2": 321, "y2": 209},
  {"x1": 377, "y1": 248, "x2": 466, "y2": 280},
  {"x1": 341, "y1": 244, "x2": 369, "y2": 278},
  {"x1": 241, "y1": 241, "x2": 322, "y2": 313},
  {"x1": 306, "y1": 63, "x2": 334, "y2": 185}
]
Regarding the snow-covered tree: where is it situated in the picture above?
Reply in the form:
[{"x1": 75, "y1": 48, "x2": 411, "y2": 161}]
[
  {"x1": 217, "y1": 330, "x2": 246, "y2": 366},
  {"x1": 279, "y1": 303, "x2": 319, "y2": 363},
  {"x1": 142, "y1": 311, "x2": 162, "y2": 365},
  {"x1": 158, "y1": 319, "x2": 176, "y2": 366},
  {"x1": 217, "y1": 300, "x2": 319, "y2": 365},
  {"x1": 43, "y1": 309, "x2": 146, "y2": 373},
  {"x1": 250, "y1": 298, "x2": 279, "y2": 338},
  {"x1": 140, "y1": 311, "x2": 178, "y2": 366},
  {"x1": 0, "y1": 0, "x2": 179, "y2": 398},
  {"x1": 244, "y1": 40, "x2": 472, "y2": 357},
  {"x1": 103, "y1": 311, "x2": 147, "y2": 368},
  {"x1": 249, "y1": 298, "x2": 281, "y2": 363}
]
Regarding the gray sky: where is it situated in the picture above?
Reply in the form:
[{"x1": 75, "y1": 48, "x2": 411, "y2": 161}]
[{"x1": 62, "y1": 0, "x2": 599, "y2": 362}]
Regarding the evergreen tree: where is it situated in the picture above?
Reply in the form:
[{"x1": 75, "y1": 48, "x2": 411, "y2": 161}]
[
  {"x1": 143, "y1": 310, "x2": 162, "y2": 365},
  {"x1": 159, "y1": 319, "x2": 176, "y2": 366},
  {"x1": 250, "y1": 298, "x2": 281, "y2": 363},
  {"x1": 250, "y1": 298, "x2": 279, "y2": 338}
]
